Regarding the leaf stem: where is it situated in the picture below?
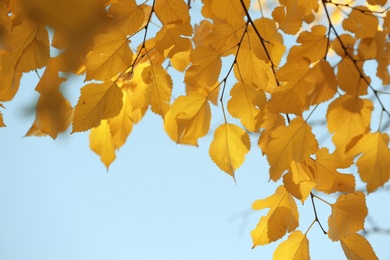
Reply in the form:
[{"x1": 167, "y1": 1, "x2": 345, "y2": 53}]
[{"x1": 310, "y1": 192, "x2": 327, "y2": 235}]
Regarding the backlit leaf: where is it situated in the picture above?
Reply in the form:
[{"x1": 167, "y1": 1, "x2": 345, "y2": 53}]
[
  {"x1": 209, "y1": 123, "x2": 250, "y2": 178},
  {"x1": 142, "y1": 64, "x2": 173, "y2": 116},
  {"x1": 343, "y1": 7, "x2": 378, "y2": 38},
  {"x1": 273, "y1": 231, "x2": 310, "y2": 260},
  {"x1": 349, "y1": 132, "x2": 390, "y2": 193},
  {"x1": 86, "y1": 30, "x2": 133, "y2": 81},
  {"x1": 164, "y1": 93, "x2": 211, "y2": 145},
  {"x1": 266, "y1": 117, "x2": 318, "y2": 181},
  {"x1": 328, "y1": 191, "x2": 367, "y2": 241},
  {"x1": 252, "y1": 185, "x2": 299, "y2": 247},
  {"x1": 90, "y1": 119, "x2": 116, "y2": 170},
  {"x1": 340, "y1": 233, "x2": 378, "y2": 260},
  {"x1": 72, "y1": 82, "x2": 123, "y2": 133},
  {"x1": 108, "y1": 0, "x2": 147, "y2": 35}
]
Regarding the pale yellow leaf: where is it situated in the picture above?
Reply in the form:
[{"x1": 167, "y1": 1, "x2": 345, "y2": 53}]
[
  {"x1": 90, "y1": 119, "x2": 116, "y2": 170},
  {"x1": 273, "y1": 231, "x2": 310, "y2": 260}
]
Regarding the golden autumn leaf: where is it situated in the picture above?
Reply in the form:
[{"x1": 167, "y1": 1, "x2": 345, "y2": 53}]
[
  {"x1": 185, "y1": 45, "x2": 222, "y2": 88},
  {"x1": 90, "y1": 119, "x2": 116, "y2": 170},
  {"x1": 227, "y1": 82, "x2": 266, "y2": 132},
  {"x1": 312, "y1": 148, "x2": 355, "y2": 194},
  {"x1": 348, "y1": 132, "x2": 390, "y2": 193},
  {"x1": 375, "y1": 31, "x2": 390, "y2": 85},
  {"x1": 328, "y1": 191, "x2": 367, "y2": 241},
  {"x1": 342, "y1": 7, "x2": 378, "y2": 38},
  {"x1": 340, "y1": 233, "x2": 378, "y2": 260},
  {"x1": 327, "y1": 95, "x2": 373, "y2": 157},
  {"x1": 251, "y1": 185, "x2": 299, "y2": 247},
  {"x1": 337, "y1": 57, "x2": 370, "y2": 96},
  {"x1": 234, "y1": 47, "x2": 270, "y2": 90},
  {"x1": 0, "y1": 18, "x2": 49, "y2": 101},
  {"x1": 202, "y1": 22, "x2": 241, "y2": 56},
  {"x1": 155, "y1": 23, "x2": 192, "y2": 58},
  {"x1": 288, "y1": 25, "x2": 328, "y2": 63},
  {"x1": 0, "y1": 104, "x2": 5, "y2": 127},
  {"x1": 142, "y1": 64, "x2": 173, "y2": 117},
  {"x1": 86, "y1": 29, "x2": 133, "y2": 81},
  {"x1": 205, "y1": 0, "x2": 249, "y2": 27},
  {"x1": 283, "y1": 160, "x2": 316, "y2": 203},
  {"x1": 108, "y1": 0, "x2": 147, "y2": 35},
  {"x1": 273, "y1": 230, "x2": 310, "y2": 260},
  {"x1": 266, "y1": 117, "x2": 318, "y2": 181},
  {"x1": 108, "y1": 90, "x2": 133, "y2": 149},
  {"x1": 164, "y1": 93, "x2": 211, "y2": 145},
  {"x1": 154, "y1": 0, "x2": 190, "y2": 25},
  {"x1": 72, "y1": 82, "x2": 123, "y2": 133},
  {"x1": 209, "y1": 123, "x2": 250, "y2": 178},
  {"x1": 258, "y1": 109, "x2": 286, "y2": 154}
]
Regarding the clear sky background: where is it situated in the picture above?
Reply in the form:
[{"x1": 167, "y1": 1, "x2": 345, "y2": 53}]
[{"x1": 1, "y1": 1, "x2": 390, "y2": 260}]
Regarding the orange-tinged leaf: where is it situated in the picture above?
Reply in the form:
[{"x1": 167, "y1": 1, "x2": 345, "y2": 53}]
[
  {"x1": 258, "y1": 109, "x2": 286, "y2": 154},
  {"x1": 337, "y1": 58, "x2": 370, "y2": 96},
  {"x1": 251, "y1": 186, "x2": 299, "y2": 247},
  {"x1": 108, "y1": 0, "x2": 147, "y2": 35},
  {"x1": 0, "y1": 18, "x2": 49, "y2": 101},
  {"x1": 305, "y1": 60, "x2": 337, "y2": 107},
  {"x1": 328, "y1": 191, "x2": 367, "y2": 241},
  {"x1": 349, "y1": 132, "x2": 390, "y2": 193},
  {"x1": 209, "y1": 123, "x2": 250, "y2": 178},
  {"x1": 234, "y1": 47, "x2": 270, "y2": 90},
  {"x1": 72, "y1": 82, "x2": 123, "y2": 133},
  {"x1": 142, "y1": 64, "x2": 173, "y2": 116},
  {"x1": 332, "y1": 34, "x2": 356, "y2": 58},
  {"x1": 192, "y1": 20, "x2": 212, "y2": 47},
  {"x1": 327, "y1": 95, "x2": 373, "y2": 156},
  {"x1": 86, "y1": 30, "x2": 133, "y2": 81},
  {"x1": 340, "y1": 233, "x2": 378, "y2": 260},
  {"x1": 90, "y1": 119, "x2": 116, "y2": 170},
  {"x1": 185, "y1": 45, "x2": 222, "y2": 88},
  {"x1": 202, "y1": 22, "x2": 241, "y2": 56},
  {"x1": 227, "y1": 82, "x2": 266, "y2": 132},
  {"x1": 207, "y1": 0, "x2": 249, "y2": 27},
  {"x1": 108, "y1": 90, "x2": 133, "y2": 149},
  {"x1": 273, "y1": 231, "x2": 310, "y2": 260},
  {"x1": 343, "y1": 7, "x2": 378, "y2": 38},
  {"x1": 367, "y1": 0, "x2": 386, "y2": 5},
  {"x1": 313, "y1": 148, "x2": 355, "y2": 194},
  {"x1": 266, "y1": 117, "x2": 318, "y2": 181},
  {"x1": 283, "y1": 160, "x2": 316, "y2": 202},
  {"x1": 164, "y1": 93, "x2": 211, "y2": 145},
  {"x1": 0, "y1": 112, "x2": 5, "y2": 127},
  {"x1": 154, "y1": 0, "x2": 190, "y2": 24},
  {"x1": 375, "y1": 31, "x2": 390, "y2": 85},
  {"x1": 288, "y1": 25, "x2": 328, "y2": 63},
  {"x1": 267, "y1": 58, "x2": 311, "y2": 115},
  {"x1": 170, "y1": 49, "x2": 191, "y2": 72},
  {"x1": 155, "y1": 23, "x2": 192, "y2": 58}
]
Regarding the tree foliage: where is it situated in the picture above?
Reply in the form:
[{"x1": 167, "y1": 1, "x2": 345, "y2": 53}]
[{"x1": 1, "y1": 0, "x2": 390, "y2": 258}]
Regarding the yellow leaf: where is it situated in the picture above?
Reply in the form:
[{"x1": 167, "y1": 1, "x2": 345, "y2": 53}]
[
  {"x1": 0, "y1": 18, "x2": 49, "y2": 101},
  {"x1": 342, "y1": 7, "x2": 378, "y2": 38},
  {"x1": 332, "y1": 34, "x2": 356, "y2": 58},
  {"x1": 252, "y1": 18, "x2": 286, "y2": 66},
  {"x1": 305, "y1": 60, "x2": 337, "y2": 107},
  {"x1": 327, "y1": 95, "x2": 373, "y2": 156},
  {"x1": 108, "y1": 90, "x2": 133, "y2": 149},
  {"x1": 209, "y1": 123, "x2": 250, "y2": 178},
  {"x1": 234, "y1": 47, "x2": 270, "y2": 90},
  {"x1": 227, "y1": 82, "x2": 266, "y2": 132},
  {"x1": 155, "y1": 23, "x2": 192, "y2": 58},
  {"x1": 283, "y1": 160, "x2": 316, "y2": 203},
  {"x1": 273, "y1": 231, "x2": 310, "y2": 260},
  {"x1": 86, "y1": 30, "x2": 133, "y2": 81},
  {"x1": 328, "y1": 191, "x2": 367, "y2": 241},
  {"x1": 349, "y1": 132, "x2": 390, "y2": 193},
  {"x1": 312, "y1": 148, "x2": 355, "y2": 194},
  {"x1": 258, "y1": 109, "x2": 285, "y2": 154},
  {"x1": 185, "y1": 45, "x2": 222, "y2": 88},
  {"x1": 0, "y1": 111, "x2": 5, "y2": 127},
  {"x1": 72, "y1": 82, "x2": 123, "y2": 133},
  {"x1": 90, "y1": 119, "x2": 116, "y2": 170},
  {"x1": 251, "y1": 186, "x2": 299, "y2": 247},
  {"x1": 192, "y1": 20, "x2": 213, "y2": 47},
  {"x1": 164, "y1": 93, "x2": 211, "y2": 145},
  {"x1": 206, "y1": 0, "x2": 249, "y2": 27},
  {"x1": 202, "y1": 22, "x2": 241, "y2": 56},
  {"x1": 266, "y1": 117, "x2": 318, "y2": 181},
  {"x1": 108, "y1": 0, "x2": 147, "y2": 35},
  {"x1": 288, "y1": 25, "x2": 328, "y2": 63},
  {"x1": 170, "y1": 49, "x2": 191, "y2": 72},
  {"x1": 267, "y1": 58, "x2": 311, "y2": 115},
  {"x1": 375, "y1": 31, "x2": 390, "y2": 85},
  {"x1": 340, "y1": 233, "x2": 378, "y2": 260},
  {"x1": 337, "y1": 58, "x2": 370, "y2": 96},
  {"x1": 154, "y1": 0, "x2": 190, "y2": 25},
  {"x1": 142, "y1": 64, "x2": 172, "y2": 116}
]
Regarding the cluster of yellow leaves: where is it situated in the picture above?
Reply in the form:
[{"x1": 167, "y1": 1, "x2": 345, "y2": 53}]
[{"x1": 1, "y1": 0, "x2": 390, "y2": 259}]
